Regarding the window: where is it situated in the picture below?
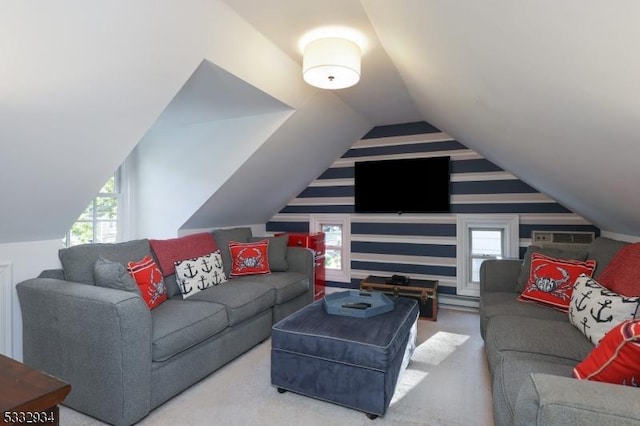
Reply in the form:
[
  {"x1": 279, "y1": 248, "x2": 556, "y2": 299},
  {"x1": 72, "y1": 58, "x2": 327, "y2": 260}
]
[
  {"x1": 456, "y1": 215, "x2": 519, "y2": 297},
  {"x1": 65, "y1": 171, "x2": 121, "y2": 247},
  {"x1": 323, "y1": 225, "x2": 343, "y2": 270},
  {"x1": 310, "y1": 214, "x2": 351, "y2": 283},
  {"x1": 469, "y1": 229, "x2": 504, "y2": 282}
]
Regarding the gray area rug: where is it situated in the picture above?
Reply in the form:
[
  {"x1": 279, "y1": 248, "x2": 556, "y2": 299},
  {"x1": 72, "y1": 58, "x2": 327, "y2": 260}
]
[{"x1": 59, "y1": 308, "x2": 493, "y2": 426}]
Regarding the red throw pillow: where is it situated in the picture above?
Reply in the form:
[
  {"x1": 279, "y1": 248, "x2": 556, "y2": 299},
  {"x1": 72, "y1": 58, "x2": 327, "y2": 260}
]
[
  {"x1": 127, "y1": 255, "x2": 167, "y2": 309},
  {"x1": 573, "y1": 319, "x2": 640, "y2": 386},
  {"x1": 228, "y1": 240, "x2": 270, "y2": 277},
  {"x1": 149, "y1": 233, "x2": 218, "y2": 277},
  {"x1": 596, "y1": 243, "x2": 640, "y2": 296},
  {"x1": 518, "y1": 253, "x2": 596, "y2": 312}
]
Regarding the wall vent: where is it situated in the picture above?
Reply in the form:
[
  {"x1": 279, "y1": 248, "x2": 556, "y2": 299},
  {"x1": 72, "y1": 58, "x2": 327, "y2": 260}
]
[{"x1": 531, "y1": 231, "x2": 595, "y2": 251}]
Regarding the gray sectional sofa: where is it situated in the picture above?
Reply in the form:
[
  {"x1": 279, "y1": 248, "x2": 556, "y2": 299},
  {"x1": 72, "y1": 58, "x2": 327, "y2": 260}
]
[
  {"x1": 480, "y1": 236, "x2": 640, "y2": 426},
  {"x1": 16, "y1": 227, "x2": 314, "y2": 426}
]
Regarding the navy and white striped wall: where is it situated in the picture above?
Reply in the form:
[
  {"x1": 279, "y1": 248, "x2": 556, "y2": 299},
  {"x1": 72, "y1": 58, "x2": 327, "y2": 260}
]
[{"x1": 266, "y1": 122, "x2": 599, "y2": 299}]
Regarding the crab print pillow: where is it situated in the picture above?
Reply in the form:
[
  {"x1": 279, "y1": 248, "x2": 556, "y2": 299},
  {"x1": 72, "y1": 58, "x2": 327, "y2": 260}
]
[
  {"x1": 127, "y1": 255, "x2": 167, "y2": 309},
  {"x1": 518, "y1": 253, "x2": 596, "y2": 312},
  {"x1": 228, "y1": 239, "x2": 271, "y2": 277}
]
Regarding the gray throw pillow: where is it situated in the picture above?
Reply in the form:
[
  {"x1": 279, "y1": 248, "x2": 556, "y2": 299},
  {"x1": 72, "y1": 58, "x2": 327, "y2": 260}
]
[
  {"x1": 94, "y1": 257, "x2": 141, "y2": 294},
  {"x1": 59, "y1": 239, "x2": 151, "y2": 285},
  {"x1": 249, "y1": 235, "x2": 289, "y2": 271},
  {"x1": 516, "y1": 246, "x2": 588, "y2": 293}
]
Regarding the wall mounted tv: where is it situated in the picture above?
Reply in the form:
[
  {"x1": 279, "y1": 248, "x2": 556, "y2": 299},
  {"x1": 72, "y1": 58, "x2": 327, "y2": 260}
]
[{"x1": 354, "y1": 156, "x2": 451, "y2": 213}]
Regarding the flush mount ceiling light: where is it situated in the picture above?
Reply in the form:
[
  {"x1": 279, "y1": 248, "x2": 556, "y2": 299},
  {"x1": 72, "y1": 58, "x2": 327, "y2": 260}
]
[{"x1": 302, "y1": 37, "x2": 361, "y2": 90}]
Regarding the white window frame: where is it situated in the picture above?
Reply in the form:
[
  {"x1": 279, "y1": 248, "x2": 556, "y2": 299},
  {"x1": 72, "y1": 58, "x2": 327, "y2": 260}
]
[
  {"x1": 310, "y1": 214, "x2": 351, "y2": 283},
  {"x1": 65, "y1": 166, "x2": 126, "y2": 246},
  {"x1": 456, "y1": 214, "x2": 519, "y2": 297}
]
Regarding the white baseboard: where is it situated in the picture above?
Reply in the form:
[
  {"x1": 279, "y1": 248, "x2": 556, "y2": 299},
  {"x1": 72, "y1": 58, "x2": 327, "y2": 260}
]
[{"x1": 439, "y1": 294, "x2": 479, "y2": 311}]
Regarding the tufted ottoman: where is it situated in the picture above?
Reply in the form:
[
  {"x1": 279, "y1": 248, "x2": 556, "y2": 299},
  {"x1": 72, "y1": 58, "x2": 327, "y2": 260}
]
[{"x1": 271, "y1": 296, "x2": 419, "y2": 419}]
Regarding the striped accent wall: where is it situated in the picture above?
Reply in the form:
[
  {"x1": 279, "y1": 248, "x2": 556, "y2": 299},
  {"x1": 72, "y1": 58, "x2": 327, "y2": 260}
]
[{"x1": 266, "y1": 122, "x2": 599, "y2": 299}]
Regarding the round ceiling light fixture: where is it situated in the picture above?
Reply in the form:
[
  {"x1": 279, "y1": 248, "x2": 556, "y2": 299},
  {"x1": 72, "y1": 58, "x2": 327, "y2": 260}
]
[{"x1": 302, "y1": 37, "x2": 361, "y2": 90}]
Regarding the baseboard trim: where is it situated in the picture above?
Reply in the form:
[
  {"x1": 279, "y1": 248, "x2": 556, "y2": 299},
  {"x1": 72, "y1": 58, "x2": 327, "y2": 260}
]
[{"x1": 439, "y1": 294, "x2": 479, "y2": 311}]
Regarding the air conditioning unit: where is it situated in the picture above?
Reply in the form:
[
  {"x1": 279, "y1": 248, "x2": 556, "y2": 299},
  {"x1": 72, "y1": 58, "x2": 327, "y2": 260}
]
[{"x1": 531, "y1": 231, "x2": 595, "y2": 251}]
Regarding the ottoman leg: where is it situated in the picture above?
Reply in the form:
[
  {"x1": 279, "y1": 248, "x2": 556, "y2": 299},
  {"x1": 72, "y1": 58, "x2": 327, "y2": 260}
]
[
  {"x1": 366, "y1": 413, "x2": 379, "y2": 420},
  {"x1": 277, "y1": 388, "x2": 287, "y2": 394}
]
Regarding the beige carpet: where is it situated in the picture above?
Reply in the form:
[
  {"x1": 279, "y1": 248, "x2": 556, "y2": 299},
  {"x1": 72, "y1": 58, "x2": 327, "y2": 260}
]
[{"x1": 59, "y1": 308, "x2": 494, "y2": 426}]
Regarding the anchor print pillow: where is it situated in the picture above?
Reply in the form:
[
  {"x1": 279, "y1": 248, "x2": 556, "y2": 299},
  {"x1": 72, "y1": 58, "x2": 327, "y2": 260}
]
[
  {"x1": 127, "y1": 255, "x2": 167, "y2": 309},
  {"x1": 573, "y1": 318, "x2": 640, "y2": 386},
  {"x1": 569, "y1": 275, "x2": 640, "y2": 345},
  {"x1": 518, "y1": 253, "x2": 596, "y2": 312},
  {"x1": 228, "y1": 239, "x2": 271, "y2": 277},
  {"x1": 174, "y1": 251, "x2": 227, "y2": 299}
]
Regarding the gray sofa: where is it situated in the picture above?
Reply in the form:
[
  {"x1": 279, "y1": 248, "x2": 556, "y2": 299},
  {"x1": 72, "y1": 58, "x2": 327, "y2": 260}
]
[
  {"x1": 479, "y1": 236, "x2": 640, "y2": 426},
  {"x1": 16, "y1": 227, "x2": 314, "y2": 426}
]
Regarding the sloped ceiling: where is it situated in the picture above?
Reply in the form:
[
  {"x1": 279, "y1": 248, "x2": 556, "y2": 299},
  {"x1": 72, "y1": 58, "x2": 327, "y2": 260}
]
[
  {"x1": 0, "y1": 1, "x2": 371, "y2": 243},
  {"x1": 0, "y1": 1, "x2": 223, "y2": 243},
  {"x1": 225, "y1": 0, "x2": 640, "y2": 237},
  {"x1": 3, "y1": 0, "x2": 640, "y2": 244},
  {"x1": 363, "y1": 0, "x2": 640, "y2": 236}
]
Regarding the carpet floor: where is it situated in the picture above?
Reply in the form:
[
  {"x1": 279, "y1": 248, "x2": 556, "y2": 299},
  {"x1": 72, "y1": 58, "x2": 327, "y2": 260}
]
[{"x1": 59, "y1": 308, "x2": 494, "y2": 426}]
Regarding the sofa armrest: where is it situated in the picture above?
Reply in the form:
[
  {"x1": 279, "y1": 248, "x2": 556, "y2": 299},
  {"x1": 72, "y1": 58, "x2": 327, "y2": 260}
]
[
  {"x1": 285, "y1": 246, "x2": 315, "y2": 303},
  {"x1": 16, "y1": 278, "x2": 152, "y2": 426},
  {"x1": 285, "y1": 246, "x2": 314, "y2": 276},
  {"x1": 515, "y1": 373, "x2": 640, "y2": 426},
  {"x1": 479, "y1": 259, "x2": 522, "y2": 296}
]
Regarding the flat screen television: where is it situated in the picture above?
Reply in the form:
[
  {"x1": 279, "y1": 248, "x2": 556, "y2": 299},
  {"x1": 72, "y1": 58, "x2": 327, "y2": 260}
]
[{"x1": 354, "y1": 156, "x2": 451, "y2": 213}]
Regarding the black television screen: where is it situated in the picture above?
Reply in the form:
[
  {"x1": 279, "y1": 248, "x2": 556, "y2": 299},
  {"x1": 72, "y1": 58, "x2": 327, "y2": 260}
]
[{"x1": 354, "y1": 156, "x2": 451, "y2": 213}]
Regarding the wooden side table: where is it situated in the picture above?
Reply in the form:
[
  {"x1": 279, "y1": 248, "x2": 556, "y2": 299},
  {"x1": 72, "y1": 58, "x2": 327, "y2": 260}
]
[
  {"x1": 360, "y1": 275, "x2": 439, "y2": 320},
  {"x1": 0, "y1": 354, "x2": 71, "y2": 426}
]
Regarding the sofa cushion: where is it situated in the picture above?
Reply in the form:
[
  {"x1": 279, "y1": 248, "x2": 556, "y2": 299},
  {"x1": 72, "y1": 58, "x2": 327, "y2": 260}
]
[
  {"x1": 516, "y1": 246, "x2": 588, "y2": 293},
  {"x1": 93, "y1": 257, "x2": 140, "y2": 294},
  {"x1": 573, "y1": 319, "x2": 640, "y2": 386},
  {"x1": 485, "y1": 315, "x2": 594, "y2": 372},
  {"x1": 212, "y1": 227, "x2": 253, "y2": 277},
  {"x1": 59, "y1": 239, "x2": 151, "y2": 285},
  {"x1": 480, "y1": 291, "x2": 568, "y2": 339},
  {"x1": 174, "y1": 251, "x2": 227, "y2": 299},
  {"x1": 518, "y1": 253, "x2": 596, "y2": 312},
  {"x1": 252, "y1": 272, "x2": 308, "y2": 304},
  {"x1": 184, "y1": 279, "x2": 275, "y2": 326},
  {"x1": 587, "y1": 237, "x2": 630, "y2": 279},
  {"x1": 150, "y1": 299, "x2": 228, "y2": 362},
  {"x1": 249, "y1": 235, "x2": 289, "y2": 272},
  {"x1": 229, "y1": 240, "x2": 271, "y2": 277},
  {"x1": 568, "y1": 275, "x2": 640, "y2": 345},
  {"x1": 127, "y1": 255, "x2": 167, "y2": 309},
  {"x1": 596, "y1": 242, "x2": 640, "y2": 296}
]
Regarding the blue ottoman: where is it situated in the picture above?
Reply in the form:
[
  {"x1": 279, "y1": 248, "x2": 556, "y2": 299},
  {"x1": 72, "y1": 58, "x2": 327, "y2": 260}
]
[{"x1": 271, "y1": 296, "x2": 419, "y2": 418}]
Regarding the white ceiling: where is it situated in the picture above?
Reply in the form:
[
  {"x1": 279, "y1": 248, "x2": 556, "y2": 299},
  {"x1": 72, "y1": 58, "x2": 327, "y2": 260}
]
[
  {"x1": 2, "y1": 0, "x2": 640, "y2": 245},
  {"x1": 223, "y1": 0, "x2": 423, "y2": 126},
  {"x1": 223, "y1": 0, "x2": 640, "y2": 237}
]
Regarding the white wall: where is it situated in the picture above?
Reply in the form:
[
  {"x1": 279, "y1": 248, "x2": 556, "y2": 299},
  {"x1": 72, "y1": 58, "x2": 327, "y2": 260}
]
[
  {"x1": 132, "y1": 111, "x2": 292, "y2": 239},
  {"x1": 0, "y1": 239, "x2": 63, "y2": 361}
]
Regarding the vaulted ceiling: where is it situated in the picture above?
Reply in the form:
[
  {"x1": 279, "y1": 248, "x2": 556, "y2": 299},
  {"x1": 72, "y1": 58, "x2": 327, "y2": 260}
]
[{"x1": 2, "y1": 0, "x2": 640, "y2": 244}]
